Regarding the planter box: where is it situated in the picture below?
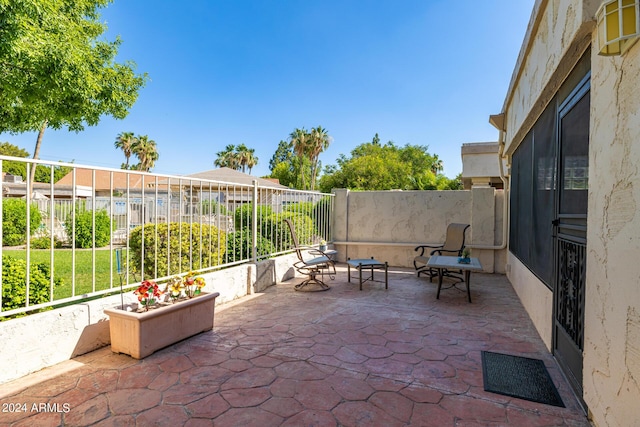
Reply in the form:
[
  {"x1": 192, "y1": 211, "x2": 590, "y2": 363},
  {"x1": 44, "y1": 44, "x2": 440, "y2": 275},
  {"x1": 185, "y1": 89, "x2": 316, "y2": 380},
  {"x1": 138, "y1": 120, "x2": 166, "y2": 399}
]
[{"x1": 104, "y1": 291, "x2": 220, "y2": 359}]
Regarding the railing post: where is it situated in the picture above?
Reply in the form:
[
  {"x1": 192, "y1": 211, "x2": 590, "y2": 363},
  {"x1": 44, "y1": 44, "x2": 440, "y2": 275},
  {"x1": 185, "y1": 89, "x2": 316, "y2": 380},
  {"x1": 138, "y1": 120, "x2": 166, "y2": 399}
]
[{"x1": 252, "y1": 180, "x2": 258, "y2": 263}]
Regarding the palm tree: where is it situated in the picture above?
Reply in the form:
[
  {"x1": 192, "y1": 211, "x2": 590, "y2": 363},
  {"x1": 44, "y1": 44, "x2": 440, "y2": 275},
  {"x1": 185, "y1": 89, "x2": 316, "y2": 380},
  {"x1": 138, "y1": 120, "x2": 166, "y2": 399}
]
[
  {"x1": 289, "y1": 128, "x2": 309, "y2": 189},
  {"x1": 133, "y1": 135, "x2": 159, "y2": 172},
  {"x1": 114, "y1": 132, "x2": 137, "y2": 169},
  {"x1": 430, "y1": 154, "x2": 444, "y2": 175},
  {"x1": 308, "y1": 126, "x2": 331, "y2": 190},
  {"x1": 236, "y1": 144, "x2": 251, "y2": 173},
  {"x1": 215, "y1": 144, "x2": 240, "y2": 169},
  {"x1": 246, "y1": 148, "x2": 258, "y2": 174}
]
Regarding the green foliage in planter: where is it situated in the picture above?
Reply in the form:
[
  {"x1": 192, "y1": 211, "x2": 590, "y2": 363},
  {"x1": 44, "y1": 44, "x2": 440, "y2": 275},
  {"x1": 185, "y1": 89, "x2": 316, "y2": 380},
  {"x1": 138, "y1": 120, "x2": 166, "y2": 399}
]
[
  {"x1": 64, "y1": 209, "x2": 113, "y2": 248},
  {"x1": 2, "y1": 198, "x2": 42, "y2": 246},
  {"x1": 129, "y1": 222, "x2": 226, "y2": 278},
  {"x1": 1, "y1": 255, "x2": 61, "y2": 312},
  {"x1": 225, "y1": 227, "x2": 276, "y2": 262}
]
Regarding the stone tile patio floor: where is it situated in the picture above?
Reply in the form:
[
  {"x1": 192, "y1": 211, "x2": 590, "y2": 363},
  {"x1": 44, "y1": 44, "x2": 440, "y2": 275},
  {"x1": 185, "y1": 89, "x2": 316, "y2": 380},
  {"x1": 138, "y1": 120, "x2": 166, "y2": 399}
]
[{"x1": 0, "y1": 266, "x2": 591, "y2": 426}]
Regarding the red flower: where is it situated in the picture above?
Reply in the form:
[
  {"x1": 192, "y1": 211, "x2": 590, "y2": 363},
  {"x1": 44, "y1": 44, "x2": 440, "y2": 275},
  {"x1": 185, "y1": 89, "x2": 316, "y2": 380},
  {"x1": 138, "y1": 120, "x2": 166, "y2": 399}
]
[{"x1": 134, "y1": 280, "x2": 163, "y2": 311}]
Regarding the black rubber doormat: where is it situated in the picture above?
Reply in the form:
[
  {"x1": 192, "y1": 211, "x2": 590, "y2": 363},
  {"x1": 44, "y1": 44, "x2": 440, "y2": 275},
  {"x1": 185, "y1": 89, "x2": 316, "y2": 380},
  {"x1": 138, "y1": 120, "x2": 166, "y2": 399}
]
[{"x1": 481, "y1": 351, "x2": 565, "y2": 407}]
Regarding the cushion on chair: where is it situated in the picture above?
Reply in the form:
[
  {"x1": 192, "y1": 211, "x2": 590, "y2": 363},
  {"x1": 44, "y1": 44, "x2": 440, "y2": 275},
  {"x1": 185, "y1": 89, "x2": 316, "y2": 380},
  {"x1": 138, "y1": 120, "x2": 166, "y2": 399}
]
[{"x1": 306, "y1": 256, "x2": 331, "y2": 266}]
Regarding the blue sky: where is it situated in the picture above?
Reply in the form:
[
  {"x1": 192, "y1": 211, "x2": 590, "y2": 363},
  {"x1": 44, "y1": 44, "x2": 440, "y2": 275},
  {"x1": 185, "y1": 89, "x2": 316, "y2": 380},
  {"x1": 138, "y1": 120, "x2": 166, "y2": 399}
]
[{"x1": 2, "y1": 0, "x2": 535, "y2": 179}]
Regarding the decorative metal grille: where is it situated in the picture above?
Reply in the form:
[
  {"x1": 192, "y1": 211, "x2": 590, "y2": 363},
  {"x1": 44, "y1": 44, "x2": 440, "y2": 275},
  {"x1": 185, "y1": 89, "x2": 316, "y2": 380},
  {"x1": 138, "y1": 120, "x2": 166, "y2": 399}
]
[{"x1": 556, "y1": 238, "x2": 586, "y2": 350}]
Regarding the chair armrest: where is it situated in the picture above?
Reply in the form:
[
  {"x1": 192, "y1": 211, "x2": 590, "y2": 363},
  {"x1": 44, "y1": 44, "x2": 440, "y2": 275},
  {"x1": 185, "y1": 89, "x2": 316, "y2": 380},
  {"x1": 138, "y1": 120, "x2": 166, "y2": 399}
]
[
  {"x1": 308, "y1": 248, "x2": 335, "y2": 259},
  {"x1": 414, "y1": 244, "x2": 443, "y2": 257}
]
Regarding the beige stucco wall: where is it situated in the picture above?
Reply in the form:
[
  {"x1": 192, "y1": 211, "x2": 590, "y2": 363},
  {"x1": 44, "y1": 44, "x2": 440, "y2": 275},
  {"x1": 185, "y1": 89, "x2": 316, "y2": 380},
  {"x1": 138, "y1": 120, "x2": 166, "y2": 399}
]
[
  {"x1": 332, "y1": 189, "x2": 506, "y2": 272},
  {"x1": 333, "y1": 190, "x2": 470, "y2": 267},
  {"x1": 501, "y1": 0, "x2": 640, "y2": 425},
  {"x1": 0, "y1": 254, "x2": 298, "y2": 384},
  {"x1": 461, "y1": 142, "x2": 505, "y2": 188},
  {"x1": 507, "y1": 252, "x2": 554, "y2": 350},
  {"x1": 583, "y1": 42, "x2": 640, "y2": 427},
  {"x1": 503, "y1": 0, "x2": 599, "y2": 156}
]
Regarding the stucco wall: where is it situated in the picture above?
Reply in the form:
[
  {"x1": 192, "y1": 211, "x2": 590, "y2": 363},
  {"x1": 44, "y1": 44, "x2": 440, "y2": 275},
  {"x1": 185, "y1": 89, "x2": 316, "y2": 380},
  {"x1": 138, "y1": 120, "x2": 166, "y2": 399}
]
[
  {"x1": 503, "y1": 0, "x2": 599, "y2": 156},
  {"x1": 584, "y1": 43, "x2": 640, "y2": 427},
  {"x1": 333, "y1": 190, "x2": 471, "y2": 267},
  {"x1": 461, "y1": 142, "x2": 501, "y2": 180},
  {"x1": 507, "y1": 252, "x2": 553, "y2": 350},
  {"x1": 0, "y1": 254, "x2": 298, "y2": 384},
  {"x1": 501, "y1": 0, "x2": 640, "y2": 424},
  {"x1": 332, "y1": 189, "x2": 506, "y2": 272}
]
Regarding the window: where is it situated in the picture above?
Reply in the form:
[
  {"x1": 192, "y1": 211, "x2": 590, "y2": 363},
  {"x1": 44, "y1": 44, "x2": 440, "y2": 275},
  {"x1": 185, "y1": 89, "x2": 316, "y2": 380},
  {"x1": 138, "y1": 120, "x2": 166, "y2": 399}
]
[{"x1": 509, "y1": 53, "x2": 590, "y2": 289}]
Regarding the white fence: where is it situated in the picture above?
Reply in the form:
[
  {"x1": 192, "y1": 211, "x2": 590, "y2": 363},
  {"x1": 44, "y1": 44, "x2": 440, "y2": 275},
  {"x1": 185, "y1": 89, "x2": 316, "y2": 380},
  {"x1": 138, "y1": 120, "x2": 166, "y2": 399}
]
[{"x1": 0, "y1": 156, "x2": 333, "y2": 318}]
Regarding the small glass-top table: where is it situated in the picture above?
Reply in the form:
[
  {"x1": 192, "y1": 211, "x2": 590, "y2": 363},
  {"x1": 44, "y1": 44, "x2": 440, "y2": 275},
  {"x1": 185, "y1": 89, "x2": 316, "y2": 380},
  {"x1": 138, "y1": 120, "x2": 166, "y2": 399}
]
[
  {"x1": 426, "y1": 256, "x2": 482, "y2": 303},
  {"x1": 347, "y1": 257, "x2": 388, "y2": 291}
]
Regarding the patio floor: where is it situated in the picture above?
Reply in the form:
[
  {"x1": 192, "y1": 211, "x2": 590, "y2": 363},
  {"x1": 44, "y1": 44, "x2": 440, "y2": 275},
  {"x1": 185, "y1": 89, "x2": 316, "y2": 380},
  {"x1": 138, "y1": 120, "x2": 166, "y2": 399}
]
[{"x1": 0, "y1": 266, "x2": 591, "y2": 426}]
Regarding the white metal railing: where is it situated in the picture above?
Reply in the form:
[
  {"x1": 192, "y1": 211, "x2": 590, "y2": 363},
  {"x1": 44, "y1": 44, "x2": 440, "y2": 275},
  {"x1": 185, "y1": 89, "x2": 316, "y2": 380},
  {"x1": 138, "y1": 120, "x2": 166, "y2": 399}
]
[{"x1": 0, "y1": 156, "x2": 334, "y2": 318}]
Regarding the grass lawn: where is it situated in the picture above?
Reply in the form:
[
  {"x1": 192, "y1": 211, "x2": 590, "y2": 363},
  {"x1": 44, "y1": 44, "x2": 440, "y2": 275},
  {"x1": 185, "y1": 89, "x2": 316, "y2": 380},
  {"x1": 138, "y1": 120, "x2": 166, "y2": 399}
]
[{"x1": 3, "y1": 248, "x2": 139, "y2": 300}]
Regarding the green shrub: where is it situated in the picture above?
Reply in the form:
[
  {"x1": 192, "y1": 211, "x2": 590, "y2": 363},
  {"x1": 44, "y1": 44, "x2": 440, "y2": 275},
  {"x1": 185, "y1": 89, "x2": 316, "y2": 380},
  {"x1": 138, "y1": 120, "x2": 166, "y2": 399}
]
[
  {"x1": 283, "y1": 201, "x2": 315, "y2": 217},
  {"x1": 262, "y1": 211, "x2": 317, "y2": 250},
  {"x1": 233, "y1": 204, "x2": 273, "y2": 231},
  {"x1": 129, "y1": 222, "x2": 226, "y2": 278},
  {"x1": 201, "y1": 200, "x2": 228, "y2": 216},
  {"x1": 313, "y1": 196, "x2": 332, "y2": 241},
  {"x1": 64, "y1": 210, "x2": 113, "y2": 248},
  {"x1": 225, "y1": 227, "x2": 276, "y2": 263},
  {"x1": 2, "y1": 255, "x2": 61, "y2": 312},
  {"x1": 30, "y1": 235, "x2": 64, "y2": 249},
  {"x1": 2, "y1": 198, "x2": 42, "y2": 246}
]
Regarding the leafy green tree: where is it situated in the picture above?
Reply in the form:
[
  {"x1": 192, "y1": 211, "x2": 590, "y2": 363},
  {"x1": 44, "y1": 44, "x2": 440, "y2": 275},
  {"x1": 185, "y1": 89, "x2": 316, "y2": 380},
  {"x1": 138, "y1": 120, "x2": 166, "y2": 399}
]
[
  {"x1": 269, "y1": 140, "x2": 293, "y2": 171},
  {"x1": 0, "y1": 142, "x2": 71, "y2": 183},
  {"x1": 0, "y1": 142, "x2": 29, "y2": 178},
  {"x1": 33, "y1": 163, "x2": 74, "y2": 184},
  {"x1": 319, "y1": 137, "x2": 460, "y2": 192},
  {"x1": 0, "y1": 0, "x2": 148, "y2": 192},
  {"x1": 268, "y1": 155, "x2": 311, "y2": 189},
  {"x1": 268, "y1": 128, "x2": 330, "y2": 190}
]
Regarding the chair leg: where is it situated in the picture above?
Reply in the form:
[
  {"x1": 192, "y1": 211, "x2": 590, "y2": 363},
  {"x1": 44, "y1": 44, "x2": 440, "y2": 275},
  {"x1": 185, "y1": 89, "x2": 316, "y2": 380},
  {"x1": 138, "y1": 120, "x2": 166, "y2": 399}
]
[{"x1": 294, "y1": 270, "x2": 330, "y2": 292}]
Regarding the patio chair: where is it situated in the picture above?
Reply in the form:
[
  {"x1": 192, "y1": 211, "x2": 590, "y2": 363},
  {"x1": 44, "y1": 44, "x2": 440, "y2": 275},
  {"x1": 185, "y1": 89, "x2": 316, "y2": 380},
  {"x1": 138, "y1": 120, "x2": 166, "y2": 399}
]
[
  {"x1": 284, "y1": 219, "x2": 336, "y2": 292},
  {"x1": 414, "y1": 223, "x2": 470, "y2": 282}
]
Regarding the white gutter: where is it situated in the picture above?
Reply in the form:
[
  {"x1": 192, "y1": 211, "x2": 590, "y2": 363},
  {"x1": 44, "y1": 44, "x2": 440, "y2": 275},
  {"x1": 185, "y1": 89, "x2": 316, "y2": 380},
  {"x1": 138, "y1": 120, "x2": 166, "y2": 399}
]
[
  {"x1": 467, "y1": 120, "x2": 509, "y2": 251},
  {"x1": 466, "y1": 130, "x2": 509, "y2": 251}
]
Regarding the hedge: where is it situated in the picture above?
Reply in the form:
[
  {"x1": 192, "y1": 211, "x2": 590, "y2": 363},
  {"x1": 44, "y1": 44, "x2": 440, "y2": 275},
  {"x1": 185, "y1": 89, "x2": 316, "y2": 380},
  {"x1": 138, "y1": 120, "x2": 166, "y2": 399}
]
[
  {"x1": 64, "y1": 209, "x2": 113, "y2": 248},
  {"x1": 128, "y1": 222, "x2": 226, "y2": 278},
  {"x1": 2, "y1": 199, "x2": 42, "y2": 246},
  {"x1": 1, "y1": 255, "x2": 61, "y2": 313},
  {"x1": 225, "y1": 227, "x2": 276, "y2": 263}
]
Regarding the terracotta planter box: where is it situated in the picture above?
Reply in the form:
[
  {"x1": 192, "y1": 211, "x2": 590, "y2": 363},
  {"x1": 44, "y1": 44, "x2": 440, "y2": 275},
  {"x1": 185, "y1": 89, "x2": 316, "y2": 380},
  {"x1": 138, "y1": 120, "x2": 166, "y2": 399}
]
[{"x1": 104, "y1": 291, "x2": 220, "y2": 359}]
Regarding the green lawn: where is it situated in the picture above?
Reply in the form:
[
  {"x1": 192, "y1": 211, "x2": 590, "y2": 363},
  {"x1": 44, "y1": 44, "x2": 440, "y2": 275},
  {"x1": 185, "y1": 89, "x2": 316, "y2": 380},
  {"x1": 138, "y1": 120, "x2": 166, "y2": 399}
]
[{"x1": 3, "y1": 249, "x2": 139, "y2": 300}]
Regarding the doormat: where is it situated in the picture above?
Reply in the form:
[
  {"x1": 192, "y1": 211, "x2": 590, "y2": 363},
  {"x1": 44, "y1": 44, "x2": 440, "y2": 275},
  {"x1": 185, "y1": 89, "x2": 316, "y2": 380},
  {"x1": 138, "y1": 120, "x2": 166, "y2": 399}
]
[{"x1": 481, "y1": 351, "x2": 565, "y2": 407}]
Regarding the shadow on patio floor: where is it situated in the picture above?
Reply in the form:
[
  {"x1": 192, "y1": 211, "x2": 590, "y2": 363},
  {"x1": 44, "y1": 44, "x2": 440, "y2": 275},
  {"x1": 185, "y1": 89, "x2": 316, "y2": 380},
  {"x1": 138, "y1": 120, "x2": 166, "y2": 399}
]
[{"x1": 0, "y1": 266, "x2": 591, "y2": 426}]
